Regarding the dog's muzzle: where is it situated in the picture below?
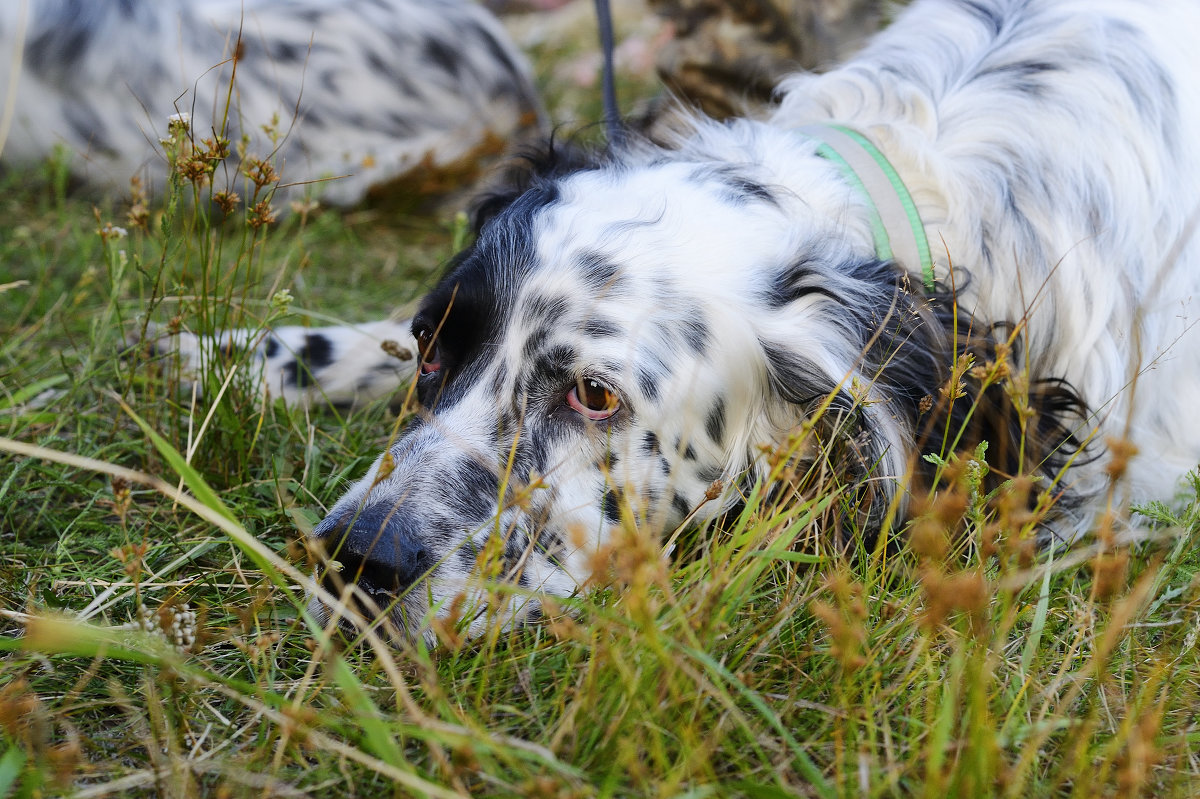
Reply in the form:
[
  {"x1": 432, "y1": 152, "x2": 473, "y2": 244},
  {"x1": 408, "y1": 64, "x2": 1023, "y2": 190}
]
[{"x1": 311, "y1": 503, "x2": 434, "y2": 603}]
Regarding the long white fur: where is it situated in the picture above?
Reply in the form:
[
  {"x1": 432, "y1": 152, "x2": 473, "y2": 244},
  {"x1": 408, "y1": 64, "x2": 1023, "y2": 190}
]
[{"x1": 766, "y1": 0, "x2": 1200, "y2": 518}]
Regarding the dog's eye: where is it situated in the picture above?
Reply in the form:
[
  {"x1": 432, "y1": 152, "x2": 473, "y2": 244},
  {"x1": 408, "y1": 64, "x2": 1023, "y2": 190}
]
[
  {"x1": 568, "y1": 378, "x2": 619, "y2": 420},
  {"x1": 415, "y1": 327, "x2": 441, "y2": 375}
]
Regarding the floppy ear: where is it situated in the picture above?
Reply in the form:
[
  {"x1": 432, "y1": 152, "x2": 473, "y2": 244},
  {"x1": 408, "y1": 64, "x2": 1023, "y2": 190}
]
[
  {"x1": 758, "y1": 340, "x2": 901, "y2": 547},
  {"x1": 754, "y1": 256, "x2": 941, "y2": 545},
  {"x1": 470, "y1": 133, "x2": 606, "y2": 231},
  {"x1": 907, "y1": 284, "x2": 1093, "y2": 503},
  {"x1": 755, "y1": 257, "x2": 1091, "y2": 545}
]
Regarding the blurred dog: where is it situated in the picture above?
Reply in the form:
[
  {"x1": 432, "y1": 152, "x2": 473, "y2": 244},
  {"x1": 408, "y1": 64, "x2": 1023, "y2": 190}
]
[{"x1": 0, "y1": 0, "x2": 543, "y2": 205}]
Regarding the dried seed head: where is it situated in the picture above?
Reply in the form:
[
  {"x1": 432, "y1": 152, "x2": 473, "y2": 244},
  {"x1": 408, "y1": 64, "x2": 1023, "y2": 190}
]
[
  {"x1": 290, "y1": 198, "x2": 319, "y2": 220},
  {"x1": 1105, "y1": 436, "x2": 1139, "y2": 481},
  {"x1": 126, "y1": 175, "x2": 149, "y2": 230},
  {"x1": 380, "y1": 339, "x2": 413, "y2": 361},
  {"x1": 430, "y1": 593, "x2": 467, "y2": 651},
  {"x1": 1091, "y1": 550, "x2": 1130, "y2": 600},
  {"x1": 212, "y1": 190, "x2": 240, "y2": 216},
  {"x1": 932, "y1": 488, "x2": 970, "y2": 526},
  {"x1": 242, "y1": 157, "x2": 279, "y2": 188},
  {"x1": 199, "y1": 136, "x2": 231, "y2": 163},
  {"x1": 921, "y1": 567, "x2": 990, "y2": 633},
  {"x1": 180, "y1": 156, "x2": 214, "y2": 184},
  {"x1": 810, "y1": 584, "x2": 868, "y2": 671},
  {"x1": 909, "y1": 515, "x2": 950, "y2": 561},
  {"x1": 247, "y1": 199, "x2": 278, "y2": 229}
]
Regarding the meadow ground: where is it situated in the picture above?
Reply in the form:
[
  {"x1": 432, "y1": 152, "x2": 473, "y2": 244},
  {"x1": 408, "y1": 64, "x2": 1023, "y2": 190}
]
[{"x1": 3, "y1": 7, "x2": 1200, "y2": 798}]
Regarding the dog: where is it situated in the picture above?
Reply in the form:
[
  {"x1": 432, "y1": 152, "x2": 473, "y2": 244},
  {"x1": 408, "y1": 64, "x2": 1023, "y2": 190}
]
[
  {"x1": 0, "y1": 0, "x2": 543, "y2": 205},
  {"x1": 155, "y1": 0, "x2": 1200, "y2": 639}
]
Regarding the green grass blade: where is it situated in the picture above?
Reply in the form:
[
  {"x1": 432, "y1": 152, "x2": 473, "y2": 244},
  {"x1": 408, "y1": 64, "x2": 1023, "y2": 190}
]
[
  {"x1": 117, "y1": 397, "x2": 238, "y2": 524},
  {"x1": 0, "y1": 745, "x2": 27, "y2": 797}
]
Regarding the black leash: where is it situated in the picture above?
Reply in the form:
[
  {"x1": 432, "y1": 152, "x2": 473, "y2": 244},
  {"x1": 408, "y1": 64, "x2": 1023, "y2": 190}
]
[{"x1": 593, "y1": 0, "x2": 624, "y2": 148}]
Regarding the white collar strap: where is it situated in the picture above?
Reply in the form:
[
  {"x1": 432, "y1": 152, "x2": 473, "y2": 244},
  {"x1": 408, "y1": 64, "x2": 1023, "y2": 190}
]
[{"x1": 796, "y1": 123, "x2": 935, "y2": 292}]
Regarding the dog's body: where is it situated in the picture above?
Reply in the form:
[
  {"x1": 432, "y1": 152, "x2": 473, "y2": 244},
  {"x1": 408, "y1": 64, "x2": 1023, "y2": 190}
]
[
  {"x1": 161, "y1": 0, "x2": 1200, "y2": 637},
  {"x1": 0, "y1": 0, "x2": 542, "y2": 205}
]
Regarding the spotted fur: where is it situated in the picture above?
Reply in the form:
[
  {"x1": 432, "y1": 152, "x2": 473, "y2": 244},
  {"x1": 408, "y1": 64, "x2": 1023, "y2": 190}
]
[
  {"x1": 0, "y1": 0, "x2": 543, "y2": 205},
  {"x1": 165, "y1": 0, "x2": 1200, "y2": 640}
]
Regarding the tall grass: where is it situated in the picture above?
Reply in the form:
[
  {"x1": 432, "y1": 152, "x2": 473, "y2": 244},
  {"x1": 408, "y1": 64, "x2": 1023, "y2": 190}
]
[{"x1": 3, "y1": 44, "x2": 1200, "y2": 799}]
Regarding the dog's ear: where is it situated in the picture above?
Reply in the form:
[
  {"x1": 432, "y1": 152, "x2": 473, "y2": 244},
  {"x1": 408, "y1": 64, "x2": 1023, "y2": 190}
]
[
  {"x1": 864, "y1": 277, "x2": 1093, "y2": 519},
  {"x1": 470, "y1": 133, "x2": 605, "y2": 232},
  {"x1": 755, "y1": 337, "x2": 895, "y2": 546},
  {"x1": 909, "y1": 293, "x2": 1093, "y2": 502}
]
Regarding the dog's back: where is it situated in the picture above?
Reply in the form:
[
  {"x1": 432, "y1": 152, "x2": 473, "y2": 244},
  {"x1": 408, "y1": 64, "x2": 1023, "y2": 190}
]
[{"x1": 772, "y1": 0, "x2": 1200, "y2": 514}]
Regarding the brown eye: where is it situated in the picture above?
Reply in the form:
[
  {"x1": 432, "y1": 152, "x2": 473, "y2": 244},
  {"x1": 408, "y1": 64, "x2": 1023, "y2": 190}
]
[
  {"x1": 415, "y1": 327, "x2": 440, "y2": 374},
  {"x1": 567, "y1": 378, "x2": 618, "y2": 420}
]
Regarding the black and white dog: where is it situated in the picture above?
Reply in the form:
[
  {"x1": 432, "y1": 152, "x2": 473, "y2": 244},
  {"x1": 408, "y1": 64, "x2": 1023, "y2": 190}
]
[
  {"x1": 163, "y1": 0, "x2": 1200, "y2": 638},
  {"x1": 0, "y1": 0, "x2": 542, "y2": 205}
]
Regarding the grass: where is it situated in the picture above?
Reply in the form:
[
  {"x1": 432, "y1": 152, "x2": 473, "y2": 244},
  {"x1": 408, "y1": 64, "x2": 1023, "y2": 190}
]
[{"x1": 4, "y1": 17, "x2": 1200, "y2": 799}]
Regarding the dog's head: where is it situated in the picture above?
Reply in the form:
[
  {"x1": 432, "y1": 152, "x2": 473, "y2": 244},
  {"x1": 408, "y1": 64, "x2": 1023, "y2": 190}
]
[{"x1": 309, "y1": 126, "x2": 963, "y2": 640}]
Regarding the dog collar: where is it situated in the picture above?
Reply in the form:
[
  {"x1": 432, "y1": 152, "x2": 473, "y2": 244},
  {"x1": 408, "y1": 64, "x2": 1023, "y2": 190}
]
[{"x1": 797, "y1": 124, "x2": 935, "y2": 293}]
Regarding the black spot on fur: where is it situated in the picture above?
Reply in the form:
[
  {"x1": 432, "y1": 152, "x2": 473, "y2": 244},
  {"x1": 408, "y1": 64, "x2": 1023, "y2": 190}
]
[
  {"x1": 445, "y1": 461, "x2": 501, "y2": 521},
  {"x1": 681, "y1": 315, "x2": 710, "y2": 355},
  {"x1": 523, "y1": 294, "x2": 570, "y2": 323},
  {"x1": 522, "y1": 328, "x2": 549, "y2": 361},
  {"x1": 473, "y1": 21, "x2": 524, "y2": 84},
  {"x1": 638, "y1": 367, "x2": 660, "y2": 402},
  {"x1": 264, "y1": 336, "x2": 280, "y2": 358},
  {"x1": 577, "y1": 251, "x2": 625, "y2": 293},
  {"x1": 602, "y1": 489, "x2": 621, "y2": 524},
  {"x1": 582, "y1": 317, "x2": 622, "y2": 338},
  {"x1": 386, "y1": 112, "x2": 418, "y2": 137},
  {"x1": 267, "y1": 39, "x2": 301, "y2": 62},
  {"x1": 672, "y1": 493, "x2": 691, "y2": 519},
  {"x1": 502, "y1": 531, "x2": 531, "y2": 587},
  {"x1": 535, "y1": 529, "x2": 567, "y2": 568},
  {"x1": 284, "y1": 333, "x2": 335, "y2": 388},
  {"x1": 538, "y1": 345, "x2": 578, "y2": 373},
  {"x1": 642, "y1": 431, "x2": 660, "y2": 455},
  {"x1": 424, "y1": 37, "x2": 460, "y2": 76},
  {"x1": 457, "y1": 544, "x2": 479, "y2": 573},
  {"x1": 705, "y1": 397, "x2": 726, "y2": 445},
  {"x1": 760, "y1": 342, "x2": 835, "y2": 405},
  {"x1": 411, "y1": 184, "x2": 559, "y2": 409},
  {"x1": 26, "y1": 21, "x2": 90, "y2": 76},
  {"x1": 690, "y1": 165, "x2": 778, "y2": 207}
]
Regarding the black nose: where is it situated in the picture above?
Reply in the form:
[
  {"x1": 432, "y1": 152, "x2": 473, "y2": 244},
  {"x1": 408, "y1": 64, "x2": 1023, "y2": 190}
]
[{"x1": 312, "y1": 503, "x2": 433, "y2": 598}]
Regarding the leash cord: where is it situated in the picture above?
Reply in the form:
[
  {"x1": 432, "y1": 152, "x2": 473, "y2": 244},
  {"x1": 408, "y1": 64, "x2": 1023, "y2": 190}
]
[{"x1": 593, "y1": 0, "x2": 624, "y2": 148}]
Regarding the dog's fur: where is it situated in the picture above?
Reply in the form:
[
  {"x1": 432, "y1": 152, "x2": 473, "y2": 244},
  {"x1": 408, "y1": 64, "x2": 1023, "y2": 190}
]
[
  {"x1": 158, "y1": 0, "x2": 1200, "y2": 639},
  {"x1": 0, "y1": 0, "x2": 542, "y2": 205}
]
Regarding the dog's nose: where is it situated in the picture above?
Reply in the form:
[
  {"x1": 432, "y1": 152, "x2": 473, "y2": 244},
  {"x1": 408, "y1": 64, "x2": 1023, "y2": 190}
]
[{"x1": 312, "y1": 503, "x2": 433, "y2": 598}]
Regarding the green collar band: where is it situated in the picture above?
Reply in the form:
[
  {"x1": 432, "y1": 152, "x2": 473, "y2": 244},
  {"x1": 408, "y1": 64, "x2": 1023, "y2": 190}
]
[{"x1": 797, "y1": 124, "x2": 935, "y2": 293}]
